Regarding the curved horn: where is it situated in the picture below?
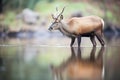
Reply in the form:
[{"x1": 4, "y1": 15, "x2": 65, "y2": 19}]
[{"x1": 57, "y1": 7, "x2": 65, "y2": 19}]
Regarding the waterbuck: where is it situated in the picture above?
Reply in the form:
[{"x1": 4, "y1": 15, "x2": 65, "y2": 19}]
[{"x1": 48, "y1": 7, "x2": 105, "y2": 47}]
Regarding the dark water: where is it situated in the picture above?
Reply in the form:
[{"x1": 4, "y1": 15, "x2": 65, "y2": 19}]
[{"x1": 0, "y1": 37, "x2": 120, "y2": 80}]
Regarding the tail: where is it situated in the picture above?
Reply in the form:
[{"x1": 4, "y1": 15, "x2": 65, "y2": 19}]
[{"x1": 100, "y1": 19, "x2": 104, "y2": 36}]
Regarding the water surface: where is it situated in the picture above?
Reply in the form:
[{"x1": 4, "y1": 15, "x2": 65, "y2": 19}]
[{"x1": 0, "y1": 36, "x2": 120, "y2": 80}]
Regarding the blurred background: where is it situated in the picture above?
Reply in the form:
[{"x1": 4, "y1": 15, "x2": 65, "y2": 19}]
[
  {"x1": 0, "y1": 0, "x2": 120, "y2": 80},
  {"x1": 0, "y1": 0, "x2": 120, "y2": 45}
]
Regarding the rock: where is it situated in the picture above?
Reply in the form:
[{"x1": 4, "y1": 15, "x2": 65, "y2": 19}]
[{"x1": 16, "y1": 8, "x2": 40, "y2": 25}]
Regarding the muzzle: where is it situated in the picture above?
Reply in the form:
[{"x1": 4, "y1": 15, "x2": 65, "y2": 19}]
[
  {"x1": 48, "y1": 23, "x2": 55, "y2": 31},
  {"x1": 48, "y1": 27, "x2": 53, "y2": 31}
]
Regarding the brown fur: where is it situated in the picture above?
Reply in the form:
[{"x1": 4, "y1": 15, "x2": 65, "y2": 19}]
[{"x1": 66, "y1": 16, "x2": 103, "y2": 35}]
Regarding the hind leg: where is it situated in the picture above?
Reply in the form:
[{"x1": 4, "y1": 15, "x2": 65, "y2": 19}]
[
  {"x1": 90, "y1": 35, "x2": 96, "y2": 46},
  {"x1": 95, "y1": 33, "x2": 105, "y2": 46}
]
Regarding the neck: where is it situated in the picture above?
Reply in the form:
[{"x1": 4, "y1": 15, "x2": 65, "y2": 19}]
[{"x1": 58, "y1": 21, "x2": 76, "y2": 37}]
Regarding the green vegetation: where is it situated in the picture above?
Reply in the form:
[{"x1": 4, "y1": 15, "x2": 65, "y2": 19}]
[
  {"x1": 2, "y1": 0, "x2": 120, "y2": 28},
  {"x1": 3, "y1": 11, "x2": 16, "y2": 27},
  {"x1": 34, "y1": 1, "x2": 103, "y2": 16}
]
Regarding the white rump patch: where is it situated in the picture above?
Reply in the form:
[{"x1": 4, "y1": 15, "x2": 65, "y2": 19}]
[{"x1": 101, "y1": 19, "x2": 104, "y2": 29}]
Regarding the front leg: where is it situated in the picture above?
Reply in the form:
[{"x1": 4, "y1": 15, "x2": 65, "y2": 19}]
[{"x1": 70, "y1": 37, "x2": 75, "y2": 47}]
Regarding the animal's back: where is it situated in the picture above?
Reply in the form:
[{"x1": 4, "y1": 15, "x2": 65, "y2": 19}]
[{"x1": 67, "y1": 16, "x2": 103, "y2": 34}]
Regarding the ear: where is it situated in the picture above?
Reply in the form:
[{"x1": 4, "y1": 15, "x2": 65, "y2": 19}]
[
  {"x1": 60, "y1": 15, "x2": 63, "y2": 20},
  {"x1": 51, "y1": 14, "x2": 56, "y2": 19}
]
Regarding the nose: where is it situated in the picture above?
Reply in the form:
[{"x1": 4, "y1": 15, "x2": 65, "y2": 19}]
[{"x1": 48, "y1": 27, "x2": 53, "y2": 31}]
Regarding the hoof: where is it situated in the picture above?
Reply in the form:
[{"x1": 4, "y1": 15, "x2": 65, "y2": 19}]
[
  {"x1": 70, "y1": 44, "x2": 73, "y2": 47},
  {"x1": 93, "y1": 43, "x2": 96, "y2": 47},
  {"x1": 101, "y1": 43, "x2": 105, "y2": 46}
]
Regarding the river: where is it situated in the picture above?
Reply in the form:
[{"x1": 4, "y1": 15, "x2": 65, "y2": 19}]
[{"x1": 0, "y1": 33, "x2": 120, "y2": 80}]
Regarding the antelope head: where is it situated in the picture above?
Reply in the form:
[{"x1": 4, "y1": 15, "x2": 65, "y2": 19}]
[{"x1": 48, "y1": 7, "x2": 65, "y2": 31}]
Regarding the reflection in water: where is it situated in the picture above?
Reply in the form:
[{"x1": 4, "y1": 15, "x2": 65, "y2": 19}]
[
  {"x1": 51, "y1": 47, "x2": 105, "y2": 80},
  {"x1": 0, "y1": 46, "x2": 120, "y2": 80}
]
